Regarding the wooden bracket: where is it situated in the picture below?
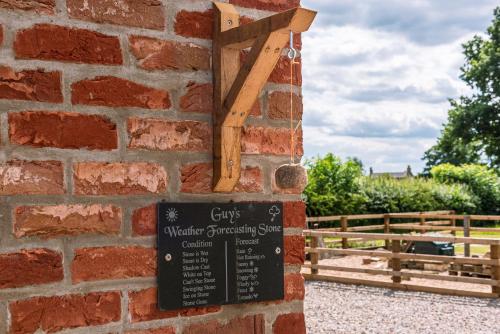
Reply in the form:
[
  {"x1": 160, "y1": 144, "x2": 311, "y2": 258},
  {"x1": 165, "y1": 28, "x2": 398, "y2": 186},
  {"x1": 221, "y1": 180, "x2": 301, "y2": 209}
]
[{"x1": 213, "y1": 1, "x2": 316, "y2": 192}]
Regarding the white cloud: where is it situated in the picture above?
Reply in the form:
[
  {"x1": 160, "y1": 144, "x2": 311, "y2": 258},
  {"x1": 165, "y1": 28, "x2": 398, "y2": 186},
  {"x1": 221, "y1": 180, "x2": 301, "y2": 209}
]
[{"x1": 299, "y1": 0, "x2": 497, "y2": 173}]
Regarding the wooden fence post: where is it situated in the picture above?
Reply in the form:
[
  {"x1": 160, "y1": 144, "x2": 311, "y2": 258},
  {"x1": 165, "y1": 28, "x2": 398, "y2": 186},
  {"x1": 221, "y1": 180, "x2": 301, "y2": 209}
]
[
  {"x1": 340, "y1": 216, "x2": 348, "y2": 249},
  {"x1": 464, "y1": 215, "x2": 471, "y2": 257},
  {"x1": 391, "y1": 240, "x2": 402, "y2": 284},
  {"x1": 310, "y1": 236, "x2": 319, "y2": 275},
  {"x1": 384, "y1": 214, "x2": 391, "y2": 250},
  {"x1": 491, "y1": 244, "x2": 499, "y2": 297},
  {"x1": 420, "y1": 216, "x2": 426, "y2": 234},
  {"x1": 450, "y1": 210, "x2": 456, "y2": 236}
]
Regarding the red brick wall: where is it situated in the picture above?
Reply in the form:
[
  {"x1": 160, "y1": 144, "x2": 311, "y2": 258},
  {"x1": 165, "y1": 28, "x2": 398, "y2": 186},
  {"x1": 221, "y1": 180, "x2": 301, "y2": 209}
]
[{"x1": 0, "y1": 1, "x2": 306, "y2": 333}]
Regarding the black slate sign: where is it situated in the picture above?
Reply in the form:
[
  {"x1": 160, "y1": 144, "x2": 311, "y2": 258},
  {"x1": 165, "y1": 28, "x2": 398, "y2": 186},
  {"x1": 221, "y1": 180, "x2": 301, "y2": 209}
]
[{"x1": 157, "y1": 202, "x2": 284, "y2": 311}]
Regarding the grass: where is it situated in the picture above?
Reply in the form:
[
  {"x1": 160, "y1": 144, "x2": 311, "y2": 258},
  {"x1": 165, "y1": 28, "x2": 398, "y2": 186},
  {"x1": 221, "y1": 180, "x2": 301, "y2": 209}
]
[{"x1": 454, "y1": 223, "x2": 500, "y2": 255}]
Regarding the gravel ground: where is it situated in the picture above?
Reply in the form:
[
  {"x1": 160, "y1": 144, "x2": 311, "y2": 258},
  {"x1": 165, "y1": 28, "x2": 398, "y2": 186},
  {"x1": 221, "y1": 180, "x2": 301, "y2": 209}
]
[{"x1": 305, "y1": 281, "x2": 500, "y2": 334}]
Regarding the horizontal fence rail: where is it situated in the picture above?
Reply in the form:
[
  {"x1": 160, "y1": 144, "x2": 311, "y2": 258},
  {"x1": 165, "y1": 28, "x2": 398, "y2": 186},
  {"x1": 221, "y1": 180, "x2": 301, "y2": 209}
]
[{"x1": 303, "y1": 211, "x2": 500, "y2": 299}]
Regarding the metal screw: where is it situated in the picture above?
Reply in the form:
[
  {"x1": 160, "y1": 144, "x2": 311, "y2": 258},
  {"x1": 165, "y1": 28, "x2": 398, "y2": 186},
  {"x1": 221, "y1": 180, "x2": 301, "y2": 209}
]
[
  {"x1": 275, "y1": 247, "x2": 281, "y2": 255},
  {"x1": 165, "y1": 253, "x2": 172, "y2": 262},
  {"x1": 227, "y1": 19, "x2": 233, "y2": 26}
]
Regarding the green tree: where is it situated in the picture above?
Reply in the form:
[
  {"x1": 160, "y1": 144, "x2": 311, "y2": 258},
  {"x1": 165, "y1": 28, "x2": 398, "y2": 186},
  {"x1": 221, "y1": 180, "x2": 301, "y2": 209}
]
[
  {"x1": 303, "y1": 154, "x2": 365, "y2": 217},
  {"x1": 431, "y1": 164, "x2": 500, "y2": 214},
  {"x1": 423, "y1": 7, "x2": 500, "y2": 172}
]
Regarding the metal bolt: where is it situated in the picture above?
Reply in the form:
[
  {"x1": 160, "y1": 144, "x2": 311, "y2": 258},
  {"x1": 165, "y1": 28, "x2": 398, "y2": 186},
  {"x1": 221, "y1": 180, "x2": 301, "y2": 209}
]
[
  {"x1": 275, "y1": 247, "x2": 281, "y2": 255},
  {"x1": 165, "y1": 253, "x2": 172, "y2": 262}
]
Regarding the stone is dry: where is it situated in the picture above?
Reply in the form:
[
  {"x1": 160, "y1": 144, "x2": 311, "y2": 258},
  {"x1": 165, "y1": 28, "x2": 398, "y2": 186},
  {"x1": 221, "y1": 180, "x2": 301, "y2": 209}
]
[
  {"x1": 180, "y1": 162, "x2": 262, "y2": 193},
  {"x1": 0, "y1": 160, "x2": 64, "y2": 195},
  {"x1": 273, "y1": 313, "x2": 306, "y2": 334},
  {"x1": 128, "y1": 118, "x2": 211, "y2": 152},
  {"x1": 73, "y1": 162, "x2": 167, "y2": 195},
  {"x1": 284, "y1": 235, "x2": 305, "y2": 265},
  {"x1": 0, "y1": 248, "x2": 63, "y2": 289},
  {"x1": 0, "y1": 66, "x2": 62, "y2": 103},
  {"x1": 14, "y1": 24, "x2": 122, "y2": 65},
  {"x1": 72, "y1": 246, "x2": 156, "y2": 282},
  {"x1": 183, "y1": 314, "x2": 264, "y2": 334},
  {"x1": 129, "y1": 36, "x2": 210, "y2": 71},
  {"x1": 67, "y1": 0, "x2": 165, "y2": 30},
  {"x1": 9, "y1": 291, "x2": 121, "y2": 334},
  {"x1": 71, "y1": 76, "x2": 171, "y2": 109},
  {"x1": 129, "y1": 287, "x2": 220, "y2": 322},
  {"x1": 14, "y1": 204, "x2": 121, "y2": 238},
  {"x1": 241, "y1": 126, "x2": 303, "y2": 156},
  {"x1": 0, "y1": 0, "x2": 55, "y2": 14},
  {"x1": 9, "y1": 111, "x2": 117, "y2": 150}
]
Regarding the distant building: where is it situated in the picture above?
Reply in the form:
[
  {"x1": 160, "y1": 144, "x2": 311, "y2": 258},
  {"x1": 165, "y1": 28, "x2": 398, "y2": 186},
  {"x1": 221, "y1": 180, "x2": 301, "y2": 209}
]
[{"x1": 369, "y1": 165, "x2": 413, "y2": 179}]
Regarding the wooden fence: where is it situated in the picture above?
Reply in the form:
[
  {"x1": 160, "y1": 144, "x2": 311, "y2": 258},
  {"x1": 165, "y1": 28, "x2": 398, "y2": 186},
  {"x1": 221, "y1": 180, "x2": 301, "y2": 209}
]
[{"x1": 303, "y1": 212, "x2": 500, "y2": 298}]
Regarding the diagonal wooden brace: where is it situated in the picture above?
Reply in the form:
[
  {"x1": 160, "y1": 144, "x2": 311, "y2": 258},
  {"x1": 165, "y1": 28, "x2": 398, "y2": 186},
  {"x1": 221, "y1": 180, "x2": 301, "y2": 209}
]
[{"x1": 213, "y1": 2, "x2": 316, "y2": 192}]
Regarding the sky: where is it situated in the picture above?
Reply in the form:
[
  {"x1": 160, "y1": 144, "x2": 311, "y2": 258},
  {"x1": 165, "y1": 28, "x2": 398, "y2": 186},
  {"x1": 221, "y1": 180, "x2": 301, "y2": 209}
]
[{"x1": 300, "y1": 0, "x2": 498, "y2": 174}]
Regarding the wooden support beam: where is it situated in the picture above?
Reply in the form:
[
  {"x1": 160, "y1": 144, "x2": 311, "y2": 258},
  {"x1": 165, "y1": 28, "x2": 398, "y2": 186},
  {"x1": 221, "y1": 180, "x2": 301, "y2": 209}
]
[
  {"x1": 219, "y1": 8, "x2": 316, "y2": 49},
  {"x1": 212, "y1": 2, "x2": 316, "y2": 192}
]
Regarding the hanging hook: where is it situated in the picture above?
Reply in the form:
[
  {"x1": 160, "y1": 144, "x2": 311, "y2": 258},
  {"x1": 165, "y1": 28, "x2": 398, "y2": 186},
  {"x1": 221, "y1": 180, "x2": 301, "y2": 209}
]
[{"x1": 287, "y1": 31, "x2": 297, "y2": 60}]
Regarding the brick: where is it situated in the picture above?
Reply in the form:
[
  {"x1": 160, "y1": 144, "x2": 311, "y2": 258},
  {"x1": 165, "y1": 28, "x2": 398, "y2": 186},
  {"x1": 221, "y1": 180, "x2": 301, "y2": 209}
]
[
  {"x1": 179, "y1": 82, "x2": 260, "y2": 116},
  {"x1": 0, "y1": 249, "x2": 63, "y2": 289},
  {"x1": 14, "y1": 24, "x2": 122, "y2": 65},
  {"x1": 128, "y1": 118, "x2": 211, "y2": 152},
  {"x1": 72, "y1": 246, "x2": 156, "y2": 283},
  {"x1": 272, "y1": 313, "x2": 305, "y2": 334},
  {"x1": 129, "y1": 287, "x2": 220, "y2": 322},
  {"x1": 183, "y1": 314, "x2": 264, "y2": 334},
  {"x1": 269, "y1": 56, "x2": 301, "y2": 85},
  {"x1": 67, "y1": 0, "x2": 165, "y2": 30},
  {"x1": 0, "y1": 66, "x2": 62, "y2": 103},
  {"x1": 71, "y1": 76, "x2": 171, "y2": 109},
  {"x1": 9, "y1": 291, "x2": 121, "y2": 334},
  {"x1": 284, "y1": 235, "x2": 305, "y2": 265},
  {"x1": 179, "y1": 82, "x2": 212, "y2": 113},
  {"x1": 8, "y1": 111, "x2": 117, "y2": 150},
  {"x1": 241, "y1": 126, "x2": 303, "y2": 156},
  {"x1": 175, "y1": 9, "x2": 213, "y2": 40},
  {"x1": 132, "y1": 203, "x2": 156, "y2": 236},
  {"x1": 230, "y1": 0, "x2": 299, "y2": 12},
  {"x1": 14, "y1": 204, "x2": 121, "y2": 238},
  {"x1": 0, "y1": 160, "x2": 64, "y2": 195},
  {"x1": 283, "y1": 201, "x2": 306, "y2": 228},
  {"x1": 129, "y1": 36, "x2": 210, "y2": 71},
  {"x1": 126, "y1": 328, "x2": 176, "y2": 334},
  {"x1": 284, "y1": 273, "x2": 304, "y2": 301},
  {"x1": 180, "y1": 163, "x2": 262, "y2": 193},
  {"x1": 268, "y1": 92, "x2": 302, "y2": 120},
  {"x1": 73, "y1": 162, "x2": 167, "y2": 195},
  {"x1": 0, "y1": 0, "x2": 55, "y2": 14}
]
